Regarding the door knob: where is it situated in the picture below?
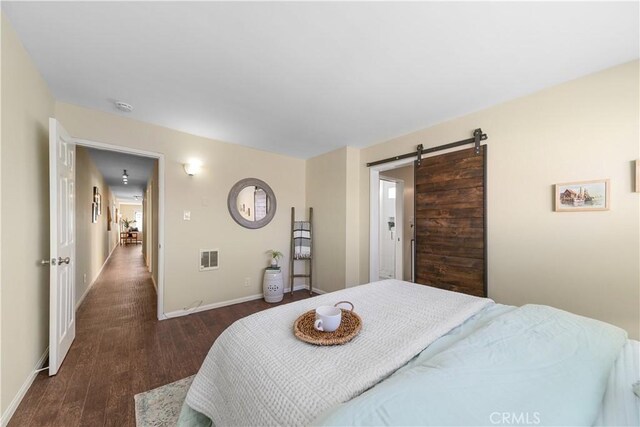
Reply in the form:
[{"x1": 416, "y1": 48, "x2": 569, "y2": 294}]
[
  {"x1": 57, "y1": 257, "x2": 70, "y2": 265},
  {"x1": 41, "y1": 258, "x2": 55, "y2": 266}
]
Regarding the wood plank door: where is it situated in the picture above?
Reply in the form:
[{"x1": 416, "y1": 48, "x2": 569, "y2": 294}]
[{"x1": 414, "y1": 146, "x2": 486, "y2": 297}]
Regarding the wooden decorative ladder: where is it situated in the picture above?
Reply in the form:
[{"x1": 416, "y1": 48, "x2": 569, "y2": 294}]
[{"x1": 290, "y1": 207, "x2": 313, "y2": 295}]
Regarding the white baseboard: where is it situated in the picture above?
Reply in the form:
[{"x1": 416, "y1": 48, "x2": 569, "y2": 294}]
[
  {"x1": 1, "y1": 347, "x2": 49, "y2": 427},
  {"x1": 163, "y1": 284, "x2": 315, "y2": 319},
  {"x1": 164, "y1": 293, "x2": 263, "y2": 318},
  {"x1": 289, "y1": 284, "x2": 327, "y2": 294},
  {"x1": 76, "y1": 242, "x2": 117, "y2": 310},
  {"x1": 284, "y1": 283, "x2": 312, "y2": 293}
]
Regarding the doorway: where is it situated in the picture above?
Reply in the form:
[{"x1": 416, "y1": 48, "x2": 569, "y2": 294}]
[
  {"x1": 369, "y1": 145, "x2": 487, "y2": 296},
  {"x1": 48, "y1": 118, "x2": 166, "y2": 375},
  {"x1": 370, "y1": 162, "x2": 415, "y2": 283},
  {"x1": 73, "y1": 142, "x2": 164, "y2": 314},
  {"x1": 378, "y1": 178, "x2": 405, "y2": 280}
]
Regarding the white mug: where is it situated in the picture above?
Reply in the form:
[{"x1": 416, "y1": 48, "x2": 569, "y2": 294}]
[{"x1": 314, "y1": 306, "x2": 342, "y2": 332}]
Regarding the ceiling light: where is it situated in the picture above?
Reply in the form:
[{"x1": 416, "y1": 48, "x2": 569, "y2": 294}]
[{"x1": 115, "y1": 101, "x2": 133, "y2": 113}]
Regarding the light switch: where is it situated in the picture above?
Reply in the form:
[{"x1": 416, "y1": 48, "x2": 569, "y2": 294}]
[{"x1": 183, "y1": 210, "x2": 191, "y2": 221}]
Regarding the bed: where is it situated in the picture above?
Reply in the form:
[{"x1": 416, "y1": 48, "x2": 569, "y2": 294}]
[{"x1": 178, "y1": 279, "x2": 639, "y2": 426}]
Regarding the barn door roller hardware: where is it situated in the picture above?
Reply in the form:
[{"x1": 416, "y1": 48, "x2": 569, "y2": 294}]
[
  {"x1": 416, "y1": 144, "x2": 424, "y2": 167},
  {"x1": 473, "y1": 128, "x2": 483, "y2": 154},
  {"x1": 366, "y1": 128, "x2": 488, "y2": 167}
]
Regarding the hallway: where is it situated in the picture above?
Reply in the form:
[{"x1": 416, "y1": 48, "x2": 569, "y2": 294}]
[{"x1": 10, "y1": 245, "x2": 313, "y2": 426}]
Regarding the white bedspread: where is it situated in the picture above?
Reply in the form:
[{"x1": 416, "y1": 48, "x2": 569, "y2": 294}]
[
  {"x1": 594, "y1": 339, "x2": 640, "y2": 426},
  {"x1": 185, "y1": 280, "x2": 492, "y2": 426}
]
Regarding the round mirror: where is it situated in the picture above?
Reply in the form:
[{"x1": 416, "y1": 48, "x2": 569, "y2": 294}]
[{"x1": 227, "y1": 178, "x2": 277, "y2": 229}]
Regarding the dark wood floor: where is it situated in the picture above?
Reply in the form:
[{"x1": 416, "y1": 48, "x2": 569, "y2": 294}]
[{"x1": 10, "y1": 245, "x2": 314, "y2": 427}]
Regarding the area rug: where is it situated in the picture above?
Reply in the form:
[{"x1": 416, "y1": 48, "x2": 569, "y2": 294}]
[{"x1": 134, "y1": 375, "x2": 194, "y2": 427}]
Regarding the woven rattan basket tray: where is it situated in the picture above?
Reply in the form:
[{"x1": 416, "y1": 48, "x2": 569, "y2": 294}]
[{"x1": 293, "y1": 308, "x2": 362, "y2": 346}]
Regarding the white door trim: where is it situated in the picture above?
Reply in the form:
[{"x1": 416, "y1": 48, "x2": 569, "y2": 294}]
[
  {"x1": 72, "y1": 137, "x2": 167, "y2": 320},
  {"x1": 369, "y1": 158, "x2": 414, "y2": 283}
]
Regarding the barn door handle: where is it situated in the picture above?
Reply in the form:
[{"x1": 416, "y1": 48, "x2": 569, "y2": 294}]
[{"x1": 57, "y1": 257, "x2": 70, "y2": 265}]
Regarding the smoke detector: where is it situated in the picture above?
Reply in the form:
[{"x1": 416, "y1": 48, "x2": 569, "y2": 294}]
[{"x1": 115, "y1": 101, "x2": 133, "y2": 113}]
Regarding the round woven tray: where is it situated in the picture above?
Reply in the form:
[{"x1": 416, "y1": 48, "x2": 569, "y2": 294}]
[{"x1": 293, "y1": 309, "x2": 362, "y2": 346}]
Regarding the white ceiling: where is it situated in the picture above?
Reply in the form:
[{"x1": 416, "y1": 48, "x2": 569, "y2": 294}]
[
  {"x1": 86, "y1": 147, "x2": 155, "y2": 203},
  {"x1": 3, "y1": 2, "x2": 638, "y2": 159}
]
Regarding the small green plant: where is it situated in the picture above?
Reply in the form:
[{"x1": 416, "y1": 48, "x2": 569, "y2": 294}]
[
  {"x1": 121, "y1": 217, "x2": 136, "y2": 230},
  {"x1": 267, "y1": 249, "x2": 283, "y2": 267}
]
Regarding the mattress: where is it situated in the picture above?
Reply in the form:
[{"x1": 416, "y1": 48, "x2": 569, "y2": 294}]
[{"x1": 594, "y1": 339, "x2": 640, "y2": 426}]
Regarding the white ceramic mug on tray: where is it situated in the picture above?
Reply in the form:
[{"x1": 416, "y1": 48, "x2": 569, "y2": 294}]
[
  {"x1": 314, "y1": 306, "x2": 341, "y2": 332},
  {"x1": 313, "y1": 301, "x2": 355, "y2": 332}
]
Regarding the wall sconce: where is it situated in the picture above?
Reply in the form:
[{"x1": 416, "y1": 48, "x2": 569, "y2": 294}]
[{"x1": 184, "y1": 162, "x2": 201, "y2": 176}]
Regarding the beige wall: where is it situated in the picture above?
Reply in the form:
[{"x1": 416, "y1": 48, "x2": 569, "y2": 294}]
[
  {"x1": 305, "y1": 148, "x2": 348, "y2": 292},
  {"x1": 75, "y1": 147, "x2": 119, "y2": 306},
  {"x1": 305, "y1": 146, "x2": 361, "y2": 292},
  {"x1": 142, "y1": 191, "x2": 148, "y2": 262},
  {"x1": 0, "y1": 13, "x2": 55, "y2": 416},
  {"x1": 55, "y1": 102, "x2": 306, "y2": 313},
  {"x1": 150, "y1": 161, "x2": 159, "y2": 287},
  {"x1": 359, "y1": 61, "x2": 640, "y2": 338},
  {"x1": 344, "y1": 147, "x2": 361, "y2": 287},
  {"x1": 381, "y1": 165, "x2": 415, "y2": 281}
]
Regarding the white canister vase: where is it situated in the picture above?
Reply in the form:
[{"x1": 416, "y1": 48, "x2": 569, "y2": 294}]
[{"x1": 263, "y1": 268, "x2": 283, "y2": 303}]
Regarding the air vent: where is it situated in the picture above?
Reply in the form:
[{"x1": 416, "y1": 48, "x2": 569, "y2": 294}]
[{"x1": 200, "y1": 249, "x2": 219, "y2": 271}]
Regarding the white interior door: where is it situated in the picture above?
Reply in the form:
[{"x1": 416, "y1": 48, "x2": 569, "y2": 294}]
[
  {"x1": 394, "y1": 180, "x2": 404, "y2": 280},
  {"x1": 378, "y1": 179, "x2": 404, "y2": 280},
  {"x1": 49, "y1": 118, "x2": 76, "y2": 376}
]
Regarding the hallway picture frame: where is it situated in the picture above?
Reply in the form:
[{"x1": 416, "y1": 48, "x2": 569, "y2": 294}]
[{"x1": 91, "y1": 202, "x2": 98, "y2": 223}]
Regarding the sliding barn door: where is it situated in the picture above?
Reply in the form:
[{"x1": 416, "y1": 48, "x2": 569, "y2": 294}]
[{"x1": 414, "y1": 146, "x2": 486, "y2": 297}]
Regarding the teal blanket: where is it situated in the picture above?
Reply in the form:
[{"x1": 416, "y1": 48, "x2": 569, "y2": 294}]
[{"x1": 314, "y1": 304, "x2": 627, "y2": 426}]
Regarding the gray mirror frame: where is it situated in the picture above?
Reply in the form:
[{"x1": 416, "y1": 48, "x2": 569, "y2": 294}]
[{"x1": 227, "y1": 178, "x2": 277, "y2": 229}]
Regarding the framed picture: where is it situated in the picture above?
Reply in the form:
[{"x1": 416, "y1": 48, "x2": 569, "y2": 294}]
[
  {"x1": 635, "y1": 159, "x2": 639, "y2": 193},
  {"x1": 554, "y1": 179, "x2": 610, "y2": 212},
  {"x1": 91, "y1": 202, "x2": 98, "y2": 223},
  {"x1": 97, "y1": 193, "x2": 102, "y2": 216}
]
